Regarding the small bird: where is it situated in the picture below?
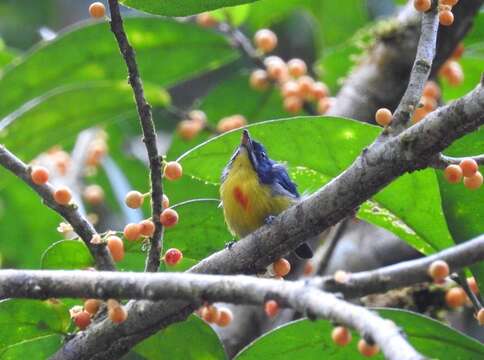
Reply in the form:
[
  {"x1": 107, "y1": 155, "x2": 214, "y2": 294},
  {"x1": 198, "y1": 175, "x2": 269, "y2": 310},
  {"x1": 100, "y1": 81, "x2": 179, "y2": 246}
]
[{"x1": 220, "y1": 129, "x2": 312, "y2": 258}]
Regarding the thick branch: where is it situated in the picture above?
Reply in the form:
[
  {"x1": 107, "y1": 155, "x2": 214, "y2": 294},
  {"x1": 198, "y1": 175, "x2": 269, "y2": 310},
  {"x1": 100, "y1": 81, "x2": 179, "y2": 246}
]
[
  {"x1": 390, "y1": 3, "x2": 439, "y2": 132},
  {"x1": 0, "y1": 145, "x2": 115, "y2": 271},
  {"x1": 107, "y1": 0, "x2": 164, "y2": 272},
  {"x1": 0, "y1": 270, "x2": 422, "y2": 360}
]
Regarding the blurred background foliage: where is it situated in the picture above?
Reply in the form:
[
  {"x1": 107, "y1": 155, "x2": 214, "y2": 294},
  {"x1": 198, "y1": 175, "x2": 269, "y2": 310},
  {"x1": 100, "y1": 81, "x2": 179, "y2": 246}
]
[{"x1": 0, "y1": 0, "x2": 483, "y2": 359}]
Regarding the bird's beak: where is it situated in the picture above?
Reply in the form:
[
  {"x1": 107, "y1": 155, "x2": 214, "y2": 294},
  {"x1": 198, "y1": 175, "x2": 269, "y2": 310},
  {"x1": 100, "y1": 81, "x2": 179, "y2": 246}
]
[{"x1": 241, "y1": 129, "x2": 252, "y2": 148}]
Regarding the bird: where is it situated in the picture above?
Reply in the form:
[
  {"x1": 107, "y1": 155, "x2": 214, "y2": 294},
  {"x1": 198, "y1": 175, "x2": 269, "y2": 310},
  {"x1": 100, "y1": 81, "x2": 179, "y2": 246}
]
[{"x1": 220, "y1": 129, "x2": 313, "y2": 259}]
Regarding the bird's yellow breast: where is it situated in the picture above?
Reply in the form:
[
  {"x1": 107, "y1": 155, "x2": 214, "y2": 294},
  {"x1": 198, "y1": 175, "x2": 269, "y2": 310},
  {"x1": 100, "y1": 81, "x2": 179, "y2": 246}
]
[{"x1": 220, "y1": 152, "x2": 293, "y2": 237}]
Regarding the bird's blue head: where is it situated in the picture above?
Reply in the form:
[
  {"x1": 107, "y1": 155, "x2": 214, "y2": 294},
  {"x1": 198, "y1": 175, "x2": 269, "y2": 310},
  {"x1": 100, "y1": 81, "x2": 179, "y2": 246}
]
[{"x1": 222, "y1": 130, "x2": 299, "y2": 197}]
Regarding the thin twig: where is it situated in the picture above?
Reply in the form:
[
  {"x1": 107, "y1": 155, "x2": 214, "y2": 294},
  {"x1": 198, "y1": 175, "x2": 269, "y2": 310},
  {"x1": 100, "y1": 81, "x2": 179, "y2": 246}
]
[
  {"x1": 452, "y1": 271, "x2": 483, "y2": 312},
  {"x1": 390, "y1": 1, "x2": 440, "y2": 132},
  {"x1": 431, "y1": 153, "x2": 484, "y2": 169},
  {"x1": 0, "y1": 145, "x2": 115, "y2": 270},
  {"x1": 107, "y1": 0, "x2": 164, "y2": 272}
]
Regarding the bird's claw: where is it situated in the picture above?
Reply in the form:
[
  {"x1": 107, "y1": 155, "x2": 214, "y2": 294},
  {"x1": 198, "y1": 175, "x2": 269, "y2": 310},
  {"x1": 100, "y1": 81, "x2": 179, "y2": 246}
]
[
  {"x1": 225, "y1": 240, "x2": 236, "y2": 250},
  {"x1": 264, "y1": 215, "x2": 276, "y2": 225}
]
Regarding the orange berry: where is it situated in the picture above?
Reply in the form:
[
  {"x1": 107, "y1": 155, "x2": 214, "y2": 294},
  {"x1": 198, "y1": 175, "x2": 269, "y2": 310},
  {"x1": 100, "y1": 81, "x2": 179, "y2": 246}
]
[
  {"x1": 264, "y1": 300, "x2": 279, "y2": 317},
  {"x1": 443, "y1": 164, "x2": 463, "y2": 184},
  {"x1": 254, "y1": 29, "x2": 278, "y2": 53},
  {"x1": 83, "y1": 185, "x2": 104, "y2": 205},
  {"x1": 334, "y1": 270, "x2": 349, "y2": 284},
  {"x1": 164, "y1": 162, "x2": 183, "y2": 181},
  {"x1": 196, "y1": 12, "x2": 218, "y2": 28},
  {"x1": 441, "y1": 0, "x2": 459, "y2": 6},
  {"x1": 272, "y1": 258, "x2": 291, "y2": 277},
  {"x1": 445, "y1": 61, "x2": 464, "y2": 86},
  {"x1": 452, "y1": 43, "x2": 464, "y2": 60},
  {"x1": 358, "y1": 339, "x2": 380, "y2": 357},
  {"x1": 375, "y1": 108, "x2": 393, "y2": 127},
  {"x1": 73, "y1": 310, "x2": 91, "y2": 330},
  {"x1": 297, "y1": 75, "x2": 315, "y2": 97},
  {"x1": 463, "y1": 171, "x2": 483, "y2": 190},
  {"x1": 107, "y1": 235, "x2": 124, "y2": 262},
  {"x1": 177, "y1": 120, "x2": 201, "y2": 141},
  {"x1": 266, "y1": 61, "x2": 288, "y2": 81},
  {"x1": 331, "y1": 326, "x2": 352, "y2": 346},
  {"x1": 164, "y1": 248, "x2": 183, "y2": 266},
  {"x1": 459, "y1": 158, "x2": 478, "y2": 177},
  {"x1": 477, "y1": 309, "x2": 484, "y2": 326},
  {"x1": 189, "y1": 110, "x2": 207, "y2": 127},
  {"x1": 412, "y1": 107, "x2": 428, "y2": 124},
  {"x1": 53, "y1": 186, "x2": 72, "y2": 205},
  {"x1": 250, "y1": 69, "x2": 270, "y2": 91},
  {"x1": 201, "y1": 305, "x2": 220, "y2": 323},
  {"x1": 421, "y1": 96, "x2": 437, "y2": 112},
  {"x1": 160, "y1": 208, "x2": 179, "y2": 228},
  {"x1": 467, "y1": 277, "x2": 479, "y2": 294},
  {"x1": 89, "y1": 2, "x2": 106, "y2": 19},
  {"x1": 439, "y1": 10, "x2": 454, "y2": 26},
  {"x1": 264, "y1": 56, "x2": 284, "y2": 68},
  {"x1": 162, "y1": 194, "x2": 170, "y2": 209},
  {"x1": 31, "y1": 166, "x2": 49, "y2": 185},
  {"x1": 303, "y1": 261, "x2": 314, "y2": 276},
  {"x1": 216, "y1": 308, "x2": 233, "y2": 327},
  {"x1": 311, "y1": 82, "x2": 329, "y2": 100},
  {"x1": 107, "y1": 299, "x2": 128, "y2": 324},
  {"x1": 86, "y1": 141, "x2": 107, "y2": 167},
  {"x1": 414, "y1": 0, "x2": 431, "y2": 12},
  {"x1": 317, "y1": 97, "x2": 331, "y2": 115},
  {"x1": 445, "y1": 287, "x2": 467, "y2": 308},
  {"x1": 123, "y1": 223, "x2": 142, "y2": 241},
  {"x1": 283, "y1": 96, "x2": 303, "y2": 114},
  {"x1": 230, "y1": 114, "x2": 247, "y2": 128},
  {"x1": 84, "y1": 299, "x2": 101, "y2": 315},
  {"x1": 124, "y1": 190, "x2": 144, "y2": 209},
  {"x1": 217, "y1": 118, "x2": 236, "y2": 133},
  {"x1": 140, "y1": 219, "x2": 155, "y2": 237},
  {"x1": 423, "y1": 81, "x2": 441, "y2": 99},
  {"x1": 428, "y1": 260, "x2": 450, "y2": 282},
  {"x1": 281, "y1": 81, "x2": 300, "y2": 98},
  {"x1": 287, "y1": 58, "x2": 307, "y2": 78}
]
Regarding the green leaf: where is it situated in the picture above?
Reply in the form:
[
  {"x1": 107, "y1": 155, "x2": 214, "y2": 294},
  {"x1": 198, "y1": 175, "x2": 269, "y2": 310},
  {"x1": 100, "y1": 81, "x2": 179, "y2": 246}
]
[
  {"x1": 130, "y1": 315, "x2": 226, "y2": 359},
  {"x1": 166, "y1": 199, "x2": 232, "y2": 261},
  {"x1": 0, "y1": 334, "x2": 62, "y2": 360},
  {"x1": 235, "y1": 309, "x2": 484, "y2": 359},
  {"x1": 0, "y1": 18, "x2": 237, "y2": 123},
  {"x1": 0, "y1": 299, "x2": 69, "y2": 356},
  {"x1": 177, "y1": 117, "x2": 453, "y2": 254},
  {"x1": 120, "y1": 0, "x2": 260, "y2": 17},
  {"x1": 0, "y1": 81, "x2": 169, "y2": 161},
  {"x1": 437, "y1": 128, "x2": 484, "y2": 294},
  {"x1": 41, "y1": 240, "x2": 94, "y2": 270}
]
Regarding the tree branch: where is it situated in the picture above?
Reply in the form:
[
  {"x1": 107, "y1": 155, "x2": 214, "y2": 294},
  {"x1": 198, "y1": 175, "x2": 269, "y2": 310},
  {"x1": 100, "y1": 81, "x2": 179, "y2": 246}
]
[
  {"x1": 390, "y1": 2, "x2": 439, "y2": 132},
  {"x1": 107, "y1": 0, "x2": 164, "y2": 273},
  {"x1": 0, "y1": 270, "x2": 423, "y2": 360},
  {"x1": 0, "y1": 145, "x2": 115, "y2": 271}
]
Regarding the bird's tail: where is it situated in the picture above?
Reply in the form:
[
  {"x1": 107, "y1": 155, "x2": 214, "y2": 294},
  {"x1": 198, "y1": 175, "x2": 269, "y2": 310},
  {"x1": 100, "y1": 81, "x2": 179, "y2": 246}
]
[{"x1": 294, "y1": 242, "x2": 313, "y2": 259}]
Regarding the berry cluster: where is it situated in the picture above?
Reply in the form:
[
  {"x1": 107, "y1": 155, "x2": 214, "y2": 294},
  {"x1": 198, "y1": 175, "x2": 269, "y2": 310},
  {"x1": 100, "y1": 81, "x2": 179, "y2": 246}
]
[
  {"x1": 413, "y1": 0, "x2": 459, "y2": 27},
  {"x1": 249, "y1": 29, "x2": 332, "y2": 115},
  {"x1": 413, "y1": 81, "x2": 440, "y2": 123},
  {"x1": 444, "y1": 158, "x2": 482, "y2": 190},
  {"x1": 331, "y1": 326, "x2": 380, "y2": 356},
  {"x1": 70, "y1": 296, "x2": 128, "y2": 330},
  {"x1": 177, "y1": 109, "x2": 248, "y2": 141},
  {"x1": 198, "y1": 305, "x2": 234, "y2": 327}
]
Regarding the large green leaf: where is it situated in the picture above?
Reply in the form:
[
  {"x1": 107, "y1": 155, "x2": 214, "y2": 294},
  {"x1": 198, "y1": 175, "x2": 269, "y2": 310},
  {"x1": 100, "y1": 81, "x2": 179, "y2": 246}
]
[
  {"x1": 0, "y1": 81, "x2": 168, "y2": 161},
  {"x1": 41, "y1": 240, "x2": 94, "y2": 270},
  {"x1": 120, "y1": 0, "x2": 260, "y2": 16},
  {"x1": 235, "y1": 309, "x2": 484, "y2": 359},
  {"x1": 0, "y1": 299, "x2": 69, "y2": 357},
  {"x1": 0, "y1": 334, "x2": 61, "y2": 360},
  {"x1": 437, "y1": 128, "x2": 484, "y2": 294},
  {"x1": 128, "y1": 315, "x2": 226, "y2": 359},
  {"x1": 0, "y1": 18, "x2": 237, "y2": 123},
  {"x1": 177, "y1": 117, "x2": 454, "y2": 254}
]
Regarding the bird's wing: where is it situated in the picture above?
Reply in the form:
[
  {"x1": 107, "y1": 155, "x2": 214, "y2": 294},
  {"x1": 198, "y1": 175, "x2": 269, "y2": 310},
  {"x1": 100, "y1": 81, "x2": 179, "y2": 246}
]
[{"x1": 271, "y1": 164, "x2": 299, "y2": 198}]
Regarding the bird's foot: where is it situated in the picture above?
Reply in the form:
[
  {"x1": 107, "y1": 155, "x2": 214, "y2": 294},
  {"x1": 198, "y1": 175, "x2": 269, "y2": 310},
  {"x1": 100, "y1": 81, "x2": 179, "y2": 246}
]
[{"x1": 224, "y1": 240, "x2": 236, "y2": 250}]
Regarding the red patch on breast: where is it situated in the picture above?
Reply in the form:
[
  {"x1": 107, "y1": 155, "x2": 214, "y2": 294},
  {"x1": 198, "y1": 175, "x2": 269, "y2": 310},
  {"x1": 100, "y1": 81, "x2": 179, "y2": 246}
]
[{"x1": 233, "y1": 186, "x2": 249, "y2": 211}]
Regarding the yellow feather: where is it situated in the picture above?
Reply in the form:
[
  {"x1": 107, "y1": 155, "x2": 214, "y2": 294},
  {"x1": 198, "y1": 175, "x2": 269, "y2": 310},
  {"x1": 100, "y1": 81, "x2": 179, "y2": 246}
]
[{"x1": 220, "y1": 149, "x2": 293, "y2": 237}]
